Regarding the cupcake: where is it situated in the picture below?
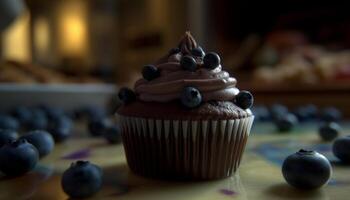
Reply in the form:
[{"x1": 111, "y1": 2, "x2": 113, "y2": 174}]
[{"x1": 117, "y1": 32, "x2": 254, "y2": 180}]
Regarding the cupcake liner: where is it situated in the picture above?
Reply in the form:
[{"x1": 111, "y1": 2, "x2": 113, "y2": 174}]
[{"x1": 117, "y1": 115, "x2": 254, "y2": 180}]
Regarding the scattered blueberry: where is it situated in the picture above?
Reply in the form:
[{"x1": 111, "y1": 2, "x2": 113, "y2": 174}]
[
  {"x1": 332, "y1": 136, "x2": 350, "y2": 163},
  {"x1": 169, "y1": 47, "x2": 180, "y2": 55},
  {"x1": 81, "y1": 106, "x2": 107, "y2": 121},
  {"x1": 49, "y1": 116, "x2": 73, "y2": 143},
  {"x1": 270, "y1": 104, "x2": 288, "y2": 120},
  {"x1": 293, "y1": 105, "x2": 317, "y2": 122},
  {"x1": 191, "y1": 47, "x2": 205, "y2": 57},
  {"x1": 203, "y1": 52, "x2": 221, "y2": 69},
  {"x1": 303, "y1": 104, "x2": 318, "y2": 120},
  {"x1": 319, "y1": 122, "x2": 340, "y2": 141},
  {"x1": 42, "y1": 106, "x2": 65, "y2": 121},
  {"x1": 235, "y1": 90, "x2": 254, "y2": 109},
  {"x1": 275, "y1": 113, "x2": 298, "y2": 132},
  {"x1": 11, "y1": 106, "x2": 32, "y2": 124},
  {"x1": 181, "y1": 87, "x2": 202, "y2": 108},
  {"x1": 293, "y1": 108, "x2": 307, "y2": 122},
  {"x1": 67, "y1": 109, "x2": 81, "y2": 120},
  {"x1": 0, "y1": 139, "x2": 39, "y2": 176},
  {"x1": 103, "y1": 124, "x2": 121, "y2": 144},
  {"x1": 252, "y1": 105, "x2": 270, "y2": 121},
  {"x1": 88, "y1": 119, "x2": 109, "y2": 137},
  {"x1": 70, "y1": 107, "x2": 94, "y2": 120},
  {"x1": 0, "y1": 129, "x2": 18, "y2": 146},
  {"x1": 321, "y1": 107, "x2": 342, "y2": 122},
  {"x1": 61, "y1": 160, "x2": 102, "y2": 199},
  {"x1": 118, "y1": 87, "x2": 136, "y2": 104},
  {"x1": 180, "y1": 55, "x2": 197, "y2": 71},
  {"x1": 20, "y1": 130, "x2": 54, "y2": 158},
  {"x1": 25, "y1": 109, "x2": 48, "y2": 130},
  {"x1": 282, "y1": 149, "x2": 332, "y2": 189},
  {"x1": 142, "y1": 65, "x2": 160, "y2": 81},
  {"x1": 0, "y1": 115, "x2": 19, "y2": 131}
]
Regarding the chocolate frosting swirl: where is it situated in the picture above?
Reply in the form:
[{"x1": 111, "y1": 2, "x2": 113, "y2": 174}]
[
  {"x1": 134, "y1": 32, "x2": 239, "y2": 103},
  {"x1": 178, "y1": 31, "x2": 197, "y2": 54}
]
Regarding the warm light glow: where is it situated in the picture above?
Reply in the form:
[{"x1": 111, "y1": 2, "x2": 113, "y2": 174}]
[
  {"x1": 148, "y1": 0, "x2": 167, "y2": 27},
  {"x1": 2, "y1": 10, "x2": 30, "y2": 62},
  {"x1": 58, "y1": 0, "x2": 88, "y2": 57},
  {"x1": 34, "y1": 17, "x2": 50, "y2": 56}
]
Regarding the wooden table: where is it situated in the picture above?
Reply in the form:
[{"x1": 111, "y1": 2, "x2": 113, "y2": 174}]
[{"x1": 1, "y1": 122, "x2": 349, "y2": 200}]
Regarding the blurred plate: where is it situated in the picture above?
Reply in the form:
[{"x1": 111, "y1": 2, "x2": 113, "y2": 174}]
[{"x1": 0, "y1": 83, "x2": 117, "y2": 111}]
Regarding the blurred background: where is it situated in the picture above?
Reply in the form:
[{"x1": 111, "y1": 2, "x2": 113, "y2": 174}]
[{"x1": 0, "y1": 0, "x2": 350, "y2": 116}]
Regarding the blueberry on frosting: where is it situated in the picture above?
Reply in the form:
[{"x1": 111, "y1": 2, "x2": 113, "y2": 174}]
[
  {"x1": 118, "y1": 88, "x2": 136, "y2": 104},
  {"x1": 191, "y1": 47, "x2": 205, "y2": 58},
  {"x1": 180, "y1": 55, "x2": 197, "y2": 72},
  {"x1": 133, "y1": 32, "x2": 242, "y2": 104},
  {"x1": 142, "y1": 65, "x2": 160, "y2": 81},
  {"x1": 181, "y1": 87, "x2": 202, "y2": 108},
  {"x1": 169, "y1": 47, "x2": 180, "y2": 55},
  {"x1": 203, "y1": 52, "x2": 221, "y2": 69},
  {"x1": 235, "y1": 90, "x2": 254, "y2": 109}
]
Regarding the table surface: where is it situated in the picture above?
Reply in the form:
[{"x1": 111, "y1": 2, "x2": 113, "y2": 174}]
[{"x1": 0, "y1": 122, "x2": 349, "y2": 200}]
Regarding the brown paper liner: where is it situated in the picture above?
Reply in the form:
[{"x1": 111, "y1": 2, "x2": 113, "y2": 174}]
[{"x1": 117, "y1": 115, "x2": 254, "y2": 180}]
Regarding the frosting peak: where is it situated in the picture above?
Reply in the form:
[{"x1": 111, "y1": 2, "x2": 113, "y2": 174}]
[
  {"x1": 178, "y1": 31, "x2": 198, "y2": 55},
  {"x1": 134, "y1": 32, "x2": 239, "y2": 103}
]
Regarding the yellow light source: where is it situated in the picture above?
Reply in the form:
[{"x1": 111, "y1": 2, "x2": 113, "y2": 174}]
[
  {"x1": 57, "y1": 0, "x2": 88, "y2": 57},
  {"x1": 2, "y1": 10, "x2": 30, "y2": 62},
  {"x1": 34, "y1": 17, "x2": 50, "y2": 57}
]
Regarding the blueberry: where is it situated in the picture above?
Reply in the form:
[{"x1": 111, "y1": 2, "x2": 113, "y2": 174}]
[
  {"x1": 67, "y1": 109, "x2": 80, "y2": 120},
  {"x1": 332, "y1": 136, "x2": 350, "y2": 163},
  {"x1": 43, "y1": 106, "x2": 65, "y2": 121},
  {"x1": 235, "y1": 90, "x2": 254, "y2": 109},
  {"x1": 191, "y1": 47, "x2": 205, "y2": 57},
  {"x1": 61, "y1": 160, "x2": 102, "y2": 198},
  {"x1": 80, "y1": 106, "x2": 107, "y2": 121},
  {"x1": 321, "y1": 107, "x2": 342, "y2": 122},
  {"x1": 142, "y1": 65, "x2": 160, "y2": 81},
  {"x1": 252, "y1": 105, "x2": 270, "y2": 121},
  {"x1": 303, "y1": 104, "x2": 318, "y2": 119},
  {"x1": 103, "y1": 124, "x2": 121, "y2": 144},
  {"x1": 0, "y1": 129, "x2": 18, "y2": 146},
  {"x1": 180, "y1": 55, "x2": 197, "y2": 71},
  {"x1": 0, "y1": 115, "x2": 19, "y2": 131},
  {"x1": 0, "y1": 139, "x2": 39, "y2": 176},
  {"x1": 293, "y1": 109, "x2": 306, "y2": 122},
  {"x1": 282, "y1": 149, "x2": 332, "y2": 189},
  {"x1": 181, "y1": 87, "x2": 202, "y2": 108},
  {"x1": 270, "y1": 104, "x2": 289, "y2": 120},
  {"x1": 169, "y1": 47, "x2": 180, "y2": 55},
  {"x1": 319, "y1": 122, "x2": 340, "y2": 141},
  {"x1": 118, "y1": 87, "x2": 136, "y2": 104},
  {"x1": 294, "y1": 106, "x2": 315, "y2": 122},
  {"x1": 49, "y1": 128, "x2": 70, "y2": 143},
  {"x1": 25, "y1": 109, "x2": 48, "y2": 130},
  {"x1": 20, "y1": 130, "x2": 54, "y2": 158},
  {"x1": 70, "y1": 106, "x2": 93, "y2": 120},
  {"x1": 275, "y1": 113, "x2": 298, "y2": 132},
  {"x1": 203, "y1": 52, "x2": 221, "y2": 69},
  {"x1": 11, "y1": 106, "x2": 32, "y2": 124},
  {"x1": 88, "y1": 119, "x2": 109, "y2": 137},
  {"x1": 48, "y1": 117, "x2": 73, "y2": 143}
]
